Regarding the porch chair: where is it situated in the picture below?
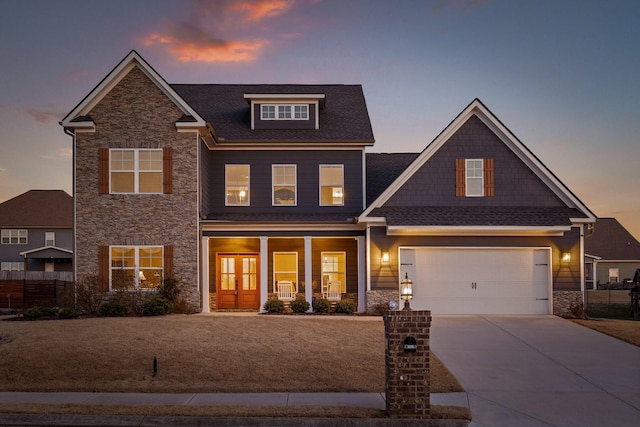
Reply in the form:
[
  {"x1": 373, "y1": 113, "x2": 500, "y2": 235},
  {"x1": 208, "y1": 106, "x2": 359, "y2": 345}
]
[
  {"x1": 325, "y1": 280, "x2": 342, "y2": 304},
  {"x1": 277, "y1": 280, "x2": 296, "y2": 304}
]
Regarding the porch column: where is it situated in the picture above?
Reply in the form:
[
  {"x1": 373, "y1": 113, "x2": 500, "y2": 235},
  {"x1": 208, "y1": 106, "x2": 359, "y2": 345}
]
[
  {"x1": 201, "y1": 237, "x2": 210, "y2": 313},
  {"x1": 357, "y1": 235, "x2": 366, "y2": 313},
  {"x1": 304, "y1": 236, "x2": 313, "y2": 312},
  {"x1": 260, "y1": 236, "x2": 268, "y2": 313}
]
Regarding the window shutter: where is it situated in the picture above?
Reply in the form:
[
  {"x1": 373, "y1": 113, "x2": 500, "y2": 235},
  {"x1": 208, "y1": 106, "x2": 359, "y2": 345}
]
[
  {"x1": 455, "y1": 158, "x2": 466, "y2": 197},
  {"x1": 164, "y1": 245, "x2": 174, "y2": 279},
  {"x1": 99, "y1": 148, "x2": 109, "y2": 194},
  {"x1": 163, "y1": 147, "x2": 173, "y2": 194},
  {"x1": 98, "y1": 245, "x2": 110, "y2": 292},
  {"x1": 484, "y1": 158, "x2": 495, "y2": 197}
]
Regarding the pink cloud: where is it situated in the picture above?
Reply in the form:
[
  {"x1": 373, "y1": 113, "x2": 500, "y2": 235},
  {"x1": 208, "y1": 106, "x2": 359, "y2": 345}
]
[
  {"x1": 227, "y1": 0, "x2": 293, "y2": 22},
  {"x1": 26, "y1": 108, "x2": 63, "y2": 124}
]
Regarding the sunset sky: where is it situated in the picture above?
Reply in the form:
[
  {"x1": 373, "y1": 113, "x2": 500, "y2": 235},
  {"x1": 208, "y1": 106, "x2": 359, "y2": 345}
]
[{"x1": 1, "y1": 0, "x2": 639, "y2": 238}]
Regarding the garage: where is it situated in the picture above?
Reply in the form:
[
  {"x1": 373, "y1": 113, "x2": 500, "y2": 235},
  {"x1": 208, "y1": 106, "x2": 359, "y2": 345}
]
[{"x1": 399, "y1": 247, "x2": 551, "y2": 315}]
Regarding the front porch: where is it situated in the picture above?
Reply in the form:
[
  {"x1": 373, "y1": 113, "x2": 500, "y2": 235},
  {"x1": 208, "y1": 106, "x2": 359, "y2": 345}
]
[{"x1": 201, "y1": 235, "x2": 366, "y2": 313}]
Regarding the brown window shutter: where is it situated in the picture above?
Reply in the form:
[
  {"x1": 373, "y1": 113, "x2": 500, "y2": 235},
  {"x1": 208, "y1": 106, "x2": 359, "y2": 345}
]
[
  {"x1": 163, "y1": 147, "x2": 173, "y2": 194},
  {"x1": 99, "y1": 148, "x2": 109, "y2": 194},
  {"x1": 455, "y1": 158, "x2": 466, "y2": 197},
  {"x1": 484, "y1": 158, "x2": 495, "y2": 197},
  {"x1": 164, "y1": 245, "x2": 174, "y2": 279},
  {"x1": 98, "y1": 245, "x2": 110, "y2": 292}
]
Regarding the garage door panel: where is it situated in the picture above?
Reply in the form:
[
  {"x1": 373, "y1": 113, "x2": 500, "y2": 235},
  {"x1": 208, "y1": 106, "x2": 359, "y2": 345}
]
[{"x1": 401, "y1": 248, "x2": 550, "y2": 315}]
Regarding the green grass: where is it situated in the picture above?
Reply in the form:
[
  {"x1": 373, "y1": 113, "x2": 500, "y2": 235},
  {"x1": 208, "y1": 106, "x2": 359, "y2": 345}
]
[{"x1": 586, "y1": 303, "x2": 638, "y2": 320}]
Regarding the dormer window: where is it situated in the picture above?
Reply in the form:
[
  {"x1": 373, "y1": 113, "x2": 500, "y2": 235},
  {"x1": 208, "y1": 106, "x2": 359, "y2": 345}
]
[
  {"x1": 260, "y1": 104, "x2": 309, "y2": 121},
  {"x1": 245, "y1": 93, "x2": 324, "y2": 130}
]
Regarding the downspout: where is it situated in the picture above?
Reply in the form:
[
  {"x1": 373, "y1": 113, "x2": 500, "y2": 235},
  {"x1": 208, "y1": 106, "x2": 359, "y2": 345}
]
[{"x1": 62, "y1": 125, "x2": 77, "y2": 304}]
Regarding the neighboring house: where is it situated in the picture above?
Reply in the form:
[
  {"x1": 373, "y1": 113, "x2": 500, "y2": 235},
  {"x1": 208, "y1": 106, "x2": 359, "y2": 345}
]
[
  {"x1": 0, "y1": 190, "x2": 73, "y2": 272},
  {"x1": 61, "y1": 51, "x2": 596, "y2": 316},
  {"x1": 584, "y1": 217, "x2": 640, "y2": 289}
]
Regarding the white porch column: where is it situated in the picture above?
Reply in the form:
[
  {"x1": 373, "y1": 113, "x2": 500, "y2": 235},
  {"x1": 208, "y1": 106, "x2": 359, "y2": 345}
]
[
  {"x1": 260, "y1": 236, "x2": 268, "y2": 313},
  {"x1": 201, "y1": 236, "x2": 210, "y2": 313},
  {"x1": 357, "y1": 235, "x2": 366, "y2": 313},
  {"x1": 304, "y1": 236, "x2": 313, "y2": 312}
]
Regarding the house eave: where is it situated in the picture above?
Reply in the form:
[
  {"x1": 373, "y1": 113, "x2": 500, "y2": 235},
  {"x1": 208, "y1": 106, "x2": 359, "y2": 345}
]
[
  {"x1": 386, "y1": 225, "x2": 572, "y2": 237},
  {"x1": 201, "y1": 221, "x2": 364, "y2": 233}
]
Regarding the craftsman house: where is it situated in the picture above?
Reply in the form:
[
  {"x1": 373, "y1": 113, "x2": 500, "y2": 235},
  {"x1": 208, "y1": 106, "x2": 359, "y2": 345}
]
[
  {"x1": 0, "y1": 190, "x2": 73, "y2": 273},
  {"x1": 61, "y1": 50, "x2": 595, "y2": 315}
]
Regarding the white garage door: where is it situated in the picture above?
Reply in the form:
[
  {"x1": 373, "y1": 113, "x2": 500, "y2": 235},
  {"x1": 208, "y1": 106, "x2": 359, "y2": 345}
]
[{"x1": 400, "y1": 248, "x2": 550, "y2": 315}]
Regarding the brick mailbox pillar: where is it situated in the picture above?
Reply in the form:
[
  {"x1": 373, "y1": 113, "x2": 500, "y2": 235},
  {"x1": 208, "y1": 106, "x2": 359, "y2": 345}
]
[{"x1": 384, "y1": 309, "x2": 432, "y2": 418}]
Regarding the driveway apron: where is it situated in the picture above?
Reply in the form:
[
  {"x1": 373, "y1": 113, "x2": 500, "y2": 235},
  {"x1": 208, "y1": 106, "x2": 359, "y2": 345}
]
[{"x1": 430, "y1": 315, "x2": 640, "y2": 427}]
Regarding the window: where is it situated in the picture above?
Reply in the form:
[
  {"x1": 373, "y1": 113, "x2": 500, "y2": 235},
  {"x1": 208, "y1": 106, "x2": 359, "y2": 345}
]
[
  {"x1": 45, "y1": 232, "x2": 55, "y2": 247},
  {"x1": 110, "y1": 246, "x2": 163, "y2": 290},
  {"x1": 273, "y1": 165, "x2": 297, "y2": 205},
  {"x1": 455, "y1": 158, "x2": 494, "y2": 197},
  {"x1": 261, "y1": 104, "x2": 309, "y2": 120},
  {"x1": 273, "y1": 252, "x2": 298, "y2": 292},
  {"x1": 609, "y1": 268, "x2": 619, "y2": 283},
  {"x1": 321, "y1": 252, "x2": 345, "y2": 292},
  {"x1": 226, "y1": 165, "x2": 250, "y2": 205},
  {"x1": 110, "y1": 149, "x2": 163, "y2": 194},
  {"x1": 1, "y1": 229, "x2": 27, "y2": 244},
  {"x1": 1, "y1": 262, "x2": 24, "y2": 271},
  {"x1": 319, "y1": 165, "x2": 344, "y2": 206}
]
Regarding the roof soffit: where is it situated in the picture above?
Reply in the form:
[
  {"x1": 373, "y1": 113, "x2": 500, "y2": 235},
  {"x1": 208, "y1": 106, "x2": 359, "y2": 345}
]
[
  {"x1": 360, "y1": 99, "x2": 596, "y2": 222},
  {"x1": 61, "y1": 51, "x2": 206, "y2": 129}
]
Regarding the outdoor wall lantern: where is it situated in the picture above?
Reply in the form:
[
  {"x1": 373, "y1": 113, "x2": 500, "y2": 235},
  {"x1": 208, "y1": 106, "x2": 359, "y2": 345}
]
[
  {"x1": 400, "y1": 273, "x2": 413, "y2": 310},
  {"x1": 381, "y1": 251, "x2": 390, "y2": 264},
  {"x1": 561, "y1": 250, "x2": 571, "y2": 265}
]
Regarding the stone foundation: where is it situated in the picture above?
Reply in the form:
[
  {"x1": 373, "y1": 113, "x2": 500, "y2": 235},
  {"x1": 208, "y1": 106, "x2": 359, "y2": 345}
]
[
  {"x1": 553, "y1": 290, "x2": 584, "y2": 317},
  {"x1": 366, "y1": 290, "x2": 400, "y2": 314}
]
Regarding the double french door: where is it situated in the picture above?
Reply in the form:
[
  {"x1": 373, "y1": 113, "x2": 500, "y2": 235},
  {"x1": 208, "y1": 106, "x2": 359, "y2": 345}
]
[{"x1": 217, "y1": 254, "x2": 259, "y2": 309}]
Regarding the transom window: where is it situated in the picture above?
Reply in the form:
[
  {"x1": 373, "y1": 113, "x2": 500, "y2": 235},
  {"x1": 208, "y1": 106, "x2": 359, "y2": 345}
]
[
  {"x1": 110, "y1": 246, "x2": 163, "y2": 290},
  {"x1": 465, "y1": 159, "x2": 484, "y2": 197},
  {"x1": 273, "y1": 252, "x2": 298, "y2": 292},
  {"x1": 1, "y1": 229, "x2": 27, "y2": 244},
  {"x1": 261, "y1": 104, "x2": 309, "y2": 120},
  {"x1": 319, "y1": 165, "x2": 344, "y2": 206},
  {"x1": 273, "y1": 165, "x2": 297, "y2": 205},
  {"x1": 321, "y1": 252, "x2": 346, "y2": 292},
  {"x1": 110, "y1": 149, "x2": 163, "y2": 194},
  {"x1": 45, "y1": 232, "x2": 55, "y2": 247},
  {"x1": 225, "y1": 165, "x2": 250, "y2": 206}
]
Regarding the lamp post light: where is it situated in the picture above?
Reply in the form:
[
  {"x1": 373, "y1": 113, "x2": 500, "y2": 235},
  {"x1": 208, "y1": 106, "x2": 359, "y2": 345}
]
[{"x1": 400, "y1": 273, "x2": 413, "y2": 310}]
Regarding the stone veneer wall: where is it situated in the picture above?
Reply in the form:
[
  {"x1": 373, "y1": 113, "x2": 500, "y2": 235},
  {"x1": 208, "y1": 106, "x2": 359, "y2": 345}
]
[
  {"x1": 553, "y1": 290, "x2": 584, "y2": 318},
  {"x1": 74, "y1": 65, "x2": 200, "y2": 311},
  {"x1": 366, "y1": 290, "x2": 400, "y2": 313}
]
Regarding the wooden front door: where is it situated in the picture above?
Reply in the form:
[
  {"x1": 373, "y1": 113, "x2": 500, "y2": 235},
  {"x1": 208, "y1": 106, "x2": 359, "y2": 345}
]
[{"x1": 217, "y1": 254, "x2": 259, "y2": 309}]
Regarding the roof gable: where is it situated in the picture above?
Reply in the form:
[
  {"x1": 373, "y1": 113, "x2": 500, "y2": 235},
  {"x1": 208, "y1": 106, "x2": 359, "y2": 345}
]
[
  {"x1": 585, "y1": 218, "x2": 640, "y2": 260},
  {"x1": 61, "y1": 50, "x2": 205, "y2": 130},
  {"x1": 361, "y1": 99, "x2": 596, "y2": 227},
  {"x1": 0, "y1": 190, "x2": 72, "y2": 228}
]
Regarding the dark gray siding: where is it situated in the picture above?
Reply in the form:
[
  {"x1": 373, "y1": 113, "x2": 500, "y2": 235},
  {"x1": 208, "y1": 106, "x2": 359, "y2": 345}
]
[
  {"x1": 199, "y1": 140, "x2": 213, "y2": 218},
  {"x1": 369, "y1": 226, "x2": 581, "y2": 291},
  {"x1": 204, "y1": 149, "x2": 364, "y2": 217},
  {"x1": 385, "y1": 114, "x2": 566, "y2": 207},
  {"x1": 253, "y1": 104, "x2": 316, "y2": 130}
]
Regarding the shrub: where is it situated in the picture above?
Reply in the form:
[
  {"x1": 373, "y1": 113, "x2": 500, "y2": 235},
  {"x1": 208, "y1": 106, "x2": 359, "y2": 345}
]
[
  {"x1": 371, "y1": 302, "x2": 390, "y2": 316},
  {"x1": 58, "y1": 307, "x2": 79, "y2": 319},
  {"x1": 112, "y1": 288, "x2": 152, "y2": 315},
  {"x1": 22, "y1": 306, "x2": 57, "y2": 321},
  {"x1": 290, "y1": 296, "x2": 310, "y2": 313},
  {"x1": 335, "y1": 299, "x2": 356, "y2": 314},
  {"x1": 142, "y1": 296, "x2": 172, "y2": 316},
  {"x1": 313, "y1": 298, "x2": 331, "y2": 313},
  {"x1": 159, "y1": 277, "x2": 181, "y2": 302},
  {"x1": 263, "y1": 299, "x2": 285, "y2": 313},
  {"x1": 98, "y1": 301, "x2": 128, "y2": 317},
  {"x1": 75, "y1": 274, "x2": 107, "y2": 315}
]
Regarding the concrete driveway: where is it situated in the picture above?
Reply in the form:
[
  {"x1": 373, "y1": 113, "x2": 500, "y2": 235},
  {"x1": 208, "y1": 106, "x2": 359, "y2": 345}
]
[{"x1": 430, "y1": 315, "x2": 640, "y2": 427}]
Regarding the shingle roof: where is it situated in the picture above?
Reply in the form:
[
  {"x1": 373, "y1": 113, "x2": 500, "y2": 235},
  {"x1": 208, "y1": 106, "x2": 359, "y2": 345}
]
[
  {"x1": 171, "y1": 84, "x2": 374, "y2": 143},
  {"x1": 366, "y1": 153, "x2": 419, "y2": 205},
  {"x1": 585, "y1": 218, "x2": 640, "y2": 260},
  {"x1": 0, "y1": 190, "x2": 73, "y2": 228},
  {"x1": 370, "y1": 206, "x2": 587, "y2": 227}
]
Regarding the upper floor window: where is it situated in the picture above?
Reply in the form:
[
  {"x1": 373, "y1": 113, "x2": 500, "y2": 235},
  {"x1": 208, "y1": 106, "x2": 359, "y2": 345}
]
[
  {"x1": 111, "y1": 245, "x2": 163, "y2": 290},
  {"x1": 319, "y1": 165, "x2": 344, "y2": 206},
  {"x1": 273, "y1": 165, "x2": 297, "y2": 205},
  {"x1": 226, "y1": 165, "x2": 250, "y2": 206},
  {"x1": 110, "y1": 149, "x2": 163, "y2": 194},
  {"x1": 261, "y1": 104, "x2": 309, "y2": 121},
  {"x1": 1, "y1": 229, "x2": 27, "y2": 244},
  {"x1": 45, "y1": 232, "x2": 55, "y2": 246},
  {"x1": 455, "y1": 158, "x2": 494, "y2": 198}
]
